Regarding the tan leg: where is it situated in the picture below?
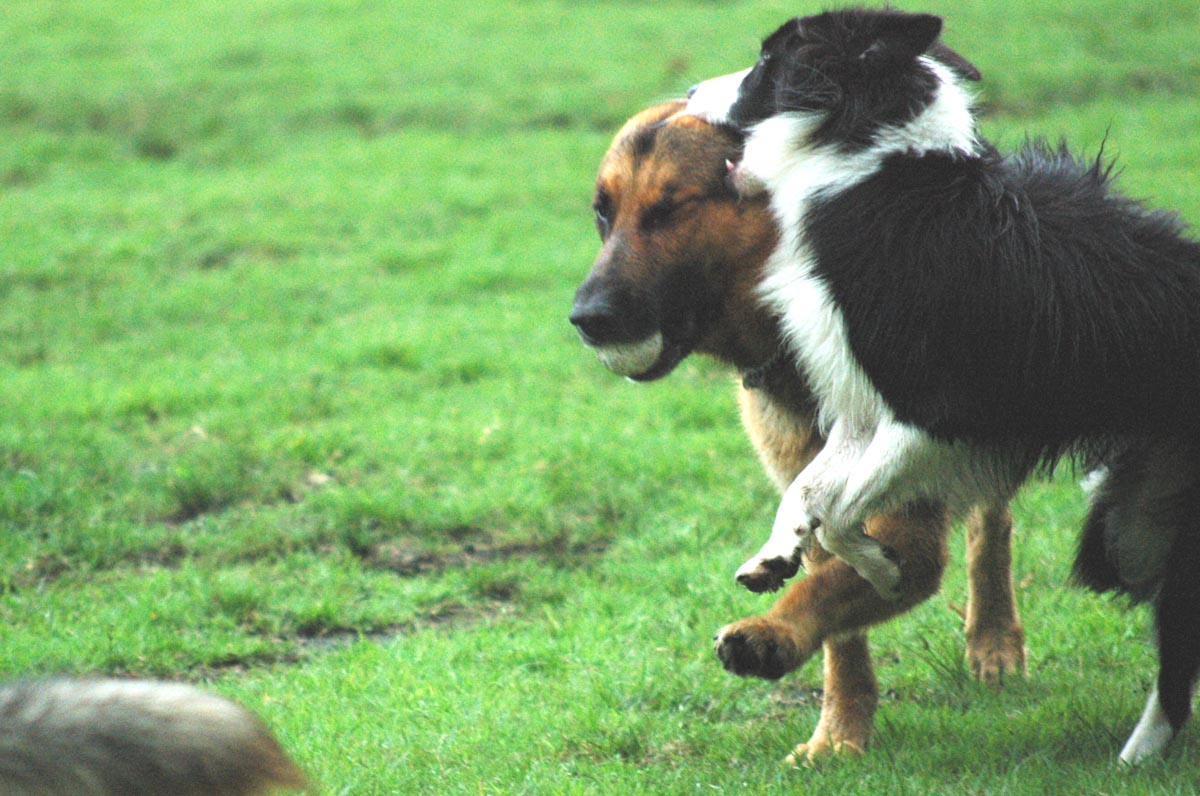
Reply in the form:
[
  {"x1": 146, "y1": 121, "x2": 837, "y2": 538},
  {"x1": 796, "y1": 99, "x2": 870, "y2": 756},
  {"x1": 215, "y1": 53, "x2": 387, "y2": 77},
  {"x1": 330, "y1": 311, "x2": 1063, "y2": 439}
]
[
  {"x1": 716, "y1": 503, "x2": 949, "y2": 761},
  {"x1": 730, "y1": 387, "x2": 954, "y2": 760},
  {"x1": 716, "y1": 503, "x2": 949, "y2": 680},
  {"x1": 786, "y1": 633, "x2": 877, "y2": 764},
  {"x1": 964, "y1": 502, "x2": 1026, "y2": 682}
]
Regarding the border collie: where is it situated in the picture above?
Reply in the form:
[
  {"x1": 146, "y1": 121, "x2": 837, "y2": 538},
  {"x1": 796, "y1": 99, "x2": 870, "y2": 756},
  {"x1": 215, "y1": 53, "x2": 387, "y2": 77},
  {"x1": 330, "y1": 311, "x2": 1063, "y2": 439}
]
[{"x1": 686, "y1": 7, "x2": 1200, "y2": 764}]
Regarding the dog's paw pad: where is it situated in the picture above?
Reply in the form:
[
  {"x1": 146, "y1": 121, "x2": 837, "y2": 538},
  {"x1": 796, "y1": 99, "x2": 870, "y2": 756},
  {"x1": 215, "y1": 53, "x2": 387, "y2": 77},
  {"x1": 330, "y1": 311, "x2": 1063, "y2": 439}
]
[{"x1": 714, "y1": 624, "x2": 799, "y2": 680}]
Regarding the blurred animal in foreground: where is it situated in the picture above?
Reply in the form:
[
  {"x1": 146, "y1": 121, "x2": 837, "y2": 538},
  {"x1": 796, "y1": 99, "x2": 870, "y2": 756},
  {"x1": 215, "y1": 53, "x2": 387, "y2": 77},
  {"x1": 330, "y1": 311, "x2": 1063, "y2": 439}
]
[{"x1": 0, "y1": 678, "x2": 307, "y2": 796}]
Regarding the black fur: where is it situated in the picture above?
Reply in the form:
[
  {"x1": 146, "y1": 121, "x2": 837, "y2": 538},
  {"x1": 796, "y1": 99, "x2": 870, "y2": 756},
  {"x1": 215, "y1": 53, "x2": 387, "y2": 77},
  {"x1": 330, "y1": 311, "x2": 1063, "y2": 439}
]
[
  {"x1": 807, "y1": 143, "x2": 1200, "y2": 464},
  {"x1": 729, "y1": 9, "x2": 979, "y2": 151},
  {"x1": 728, "y1": 6, "x2": 1200, "y2": 749},
  {"x1": 1157, "y1": 525, "x2": 1200, "y2": 730}
]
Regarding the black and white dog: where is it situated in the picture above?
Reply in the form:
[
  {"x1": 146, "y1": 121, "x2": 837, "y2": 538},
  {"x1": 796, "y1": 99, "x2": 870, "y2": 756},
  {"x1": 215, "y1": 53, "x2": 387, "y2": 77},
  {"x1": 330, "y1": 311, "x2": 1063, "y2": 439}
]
[{"x1": 686, "y1": 7, "x2": 1200, "y2": 764}]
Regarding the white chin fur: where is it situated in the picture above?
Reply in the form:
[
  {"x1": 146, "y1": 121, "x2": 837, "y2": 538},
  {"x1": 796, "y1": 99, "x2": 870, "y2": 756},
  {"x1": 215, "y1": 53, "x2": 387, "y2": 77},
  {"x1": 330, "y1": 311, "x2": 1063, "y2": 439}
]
[
  {"x1": 593, "y1": 333, "x2": 663, "y2": 377},
  {"x1": 686, "y1": 68, "x2": 751, "y2": 123}
]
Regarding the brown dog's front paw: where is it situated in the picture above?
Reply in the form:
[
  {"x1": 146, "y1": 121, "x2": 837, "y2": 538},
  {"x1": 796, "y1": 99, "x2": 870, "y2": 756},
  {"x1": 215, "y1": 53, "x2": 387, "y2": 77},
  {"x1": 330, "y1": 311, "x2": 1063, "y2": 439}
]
[{"x1": 714, "y1": 619, "x2": 812, "y2": 680}]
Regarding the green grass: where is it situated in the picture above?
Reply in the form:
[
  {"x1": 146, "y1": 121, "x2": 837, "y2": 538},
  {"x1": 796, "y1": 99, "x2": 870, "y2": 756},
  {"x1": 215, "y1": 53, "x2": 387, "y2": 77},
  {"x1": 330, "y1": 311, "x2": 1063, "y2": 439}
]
[{"x1": 2, "y1": 0, "x2": 1199, "y2": 793}]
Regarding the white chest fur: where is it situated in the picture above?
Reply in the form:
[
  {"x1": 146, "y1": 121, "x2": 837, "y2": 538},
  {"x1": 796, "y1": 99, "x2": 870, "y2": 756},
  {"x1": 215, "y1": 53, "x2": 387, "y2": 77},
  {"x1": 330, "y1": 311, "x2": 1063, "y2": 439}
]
[{"x1": 747, "y1": 115, "x2": 891, "y2": 434}]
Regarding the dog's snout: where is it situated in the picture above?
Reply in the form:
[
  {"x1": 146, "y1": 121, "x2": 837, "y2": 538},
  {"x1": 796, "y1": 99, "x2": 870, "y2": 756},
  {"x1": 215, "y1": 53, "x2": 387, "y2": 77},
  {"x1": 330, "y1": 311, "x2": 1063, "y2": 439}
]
[
  {"x1": 687, "y1": 84, "x2": 698, "y2": 99},
  {"x1": 570, "y1": 279, "x2": 657, "y2": 347},
  {"x1": 569, "y1": 296, "x2": 622, "y2": 345}
]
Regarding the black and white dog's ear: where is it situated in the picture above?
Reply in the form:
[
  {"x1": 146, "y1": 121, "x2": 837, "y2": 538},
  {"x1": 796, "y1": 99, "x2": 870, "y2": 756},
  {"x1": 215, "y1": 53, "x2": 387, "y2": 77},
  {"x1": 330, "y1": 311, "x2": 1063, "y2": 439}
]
[
  {"x1": 859, "y1": 13, "x2": 943, "y2": 64},
  {"x1": 928, "y1": 42, "x2": 983, "y2": 82}
]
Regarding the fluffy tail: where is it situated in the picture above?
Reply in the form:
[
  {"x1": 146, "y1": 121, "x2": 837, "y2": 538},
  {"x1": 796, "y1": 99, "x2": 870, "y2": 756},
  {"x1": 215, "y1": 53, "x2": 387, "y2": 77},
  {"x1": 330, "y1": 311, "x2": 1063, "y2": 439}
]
[
  {"x1": 1073, "y1": 436, "x2": 1200, "y2": 601},
  {"x1": 0, "y1": 678, "x2": 308, "y2": 796},
  {"x1": 1075, "y1": 436, "x2": 1200, "y2": 760}
]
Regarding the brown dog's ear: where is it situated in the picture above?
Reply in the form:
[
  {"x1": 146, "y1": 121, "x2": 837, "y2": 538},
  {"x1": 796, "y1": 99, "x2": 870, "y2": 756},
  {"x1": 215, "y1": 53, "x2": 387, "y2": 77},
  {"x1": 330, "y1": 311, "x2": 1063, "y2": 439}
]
[
  {"x1": 610, "y1": 101, "x2": 687, "y2": 146},
  {"x1": 859, "y1": 12, "x2": 943, "y2": 65},
  {"x1": 651, "y1": 100, "x2": 688, "y2": 121}
]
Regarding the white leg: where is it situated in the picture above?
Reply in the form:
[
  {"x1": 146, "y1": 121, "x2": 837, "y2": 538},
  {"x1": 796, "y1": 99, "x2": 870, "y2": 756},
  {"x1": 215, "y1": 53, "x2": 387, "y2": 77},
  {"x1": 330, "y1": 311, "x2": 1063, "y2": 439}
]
[
  {"x1": 830, "y1": 420, "x2": 930, "y2": 530},
  {"x1": 740, "y1": 414, "x2": 1024, "y2": 598},
  {"x1": 771, "y1": 419, "x2": 913, "y2": 599},
  {"x1": 735, "y1": 420, "x2": 862, "y2": 592},
  {"x1": 1119, "y1": 686, "x2": 1176, "y2": 765},
  {"x1": 812, "y1": 522, "x2": 903, "y2": 600},
  {"x1": 825, "y1": 419, "x2": 1027, "y2": 593},
  {"x1": 737, "y1": 419, "x2": 903, "y2": 598}
]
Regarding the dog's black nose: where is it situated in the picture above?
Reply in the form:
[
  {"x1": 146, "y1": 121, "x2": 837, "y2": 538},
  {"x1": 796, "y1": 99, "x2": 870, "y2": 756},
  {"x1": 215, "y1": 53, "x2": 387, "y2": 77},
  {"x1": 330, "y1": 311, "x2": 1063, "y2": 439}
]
[
  {"x1": 571, "y1": 277, "x2": 658, "y2": 346},
  {"x1": 687, "y1": 84, "x2": 698, "y2": 99},
  {"x1": 569, "y1": 299, "x2": 621, "y2": 345}
]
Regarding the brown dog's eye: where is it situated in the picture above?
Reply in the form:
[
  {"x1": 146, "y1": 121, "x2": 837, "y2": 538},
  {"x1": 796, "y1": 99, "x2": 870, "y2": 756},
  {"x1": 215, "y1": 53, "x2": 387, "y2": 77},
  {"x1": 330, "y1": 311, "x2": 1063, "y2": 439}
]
[
  {"x1": 594, "y1": 207, "x2": 611, "y2": 239},
  {"x1": 593, "y1": 191, "x2": 613, "y2": 240}
]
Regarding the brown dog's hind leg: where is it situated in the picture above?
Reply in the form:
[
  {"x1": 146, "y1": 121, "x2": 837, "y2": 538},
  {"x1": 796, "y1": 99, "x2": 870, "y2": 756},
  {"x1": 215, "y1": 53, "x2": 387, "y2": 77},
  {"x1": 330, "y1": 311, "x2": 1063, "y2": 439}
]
[{"x1": 964, "y1": 502, "x2": 1027, "y2": 683}]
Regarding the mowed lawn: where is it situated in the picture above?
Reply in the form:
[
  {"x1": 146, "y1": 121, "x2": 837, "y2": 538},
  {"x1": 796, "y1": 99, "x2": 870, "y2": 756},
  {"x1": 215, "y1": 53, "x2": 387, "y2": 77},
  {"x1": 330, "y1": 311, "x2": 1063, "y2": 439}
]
[{"x1": 2, "y1": 1, "x2": 1199, "y2": 793}]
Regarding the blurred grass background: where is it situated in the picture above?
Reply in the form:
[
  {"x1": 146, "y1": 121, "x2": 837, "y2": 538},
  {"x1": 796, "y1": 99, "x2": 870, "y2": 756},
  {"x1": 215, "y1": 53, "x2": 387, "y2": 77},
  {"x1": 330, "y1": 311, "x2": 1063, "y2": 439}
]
[{"x1": 2, "y1": 1, "x2": 1199, "y2": 793}]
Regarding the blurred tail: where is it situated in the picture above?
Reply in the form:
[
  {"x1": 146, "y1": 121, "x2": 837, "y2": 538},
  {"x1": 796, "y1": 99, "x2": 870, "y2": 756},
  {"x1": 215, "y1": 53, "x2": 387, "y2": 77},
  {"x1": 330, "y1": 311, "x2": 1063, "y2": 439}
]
[
  {"x1": 0, "y1": 678, "x2": 308, "y2": 796},
  {"x1": 1074, "y1": 436, "x2": 1200, "y2": 601}
]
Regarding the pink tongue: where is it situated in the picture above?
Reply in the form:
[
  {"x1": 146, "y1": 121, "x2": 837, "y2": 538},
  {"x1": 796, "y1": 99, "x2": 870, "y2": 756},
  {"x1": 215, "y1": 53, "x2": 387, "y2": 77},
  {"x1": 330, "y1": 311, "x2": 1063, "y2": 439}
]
[{"x1": 725, "y1": 158, "x2": 736, "y2": 173}]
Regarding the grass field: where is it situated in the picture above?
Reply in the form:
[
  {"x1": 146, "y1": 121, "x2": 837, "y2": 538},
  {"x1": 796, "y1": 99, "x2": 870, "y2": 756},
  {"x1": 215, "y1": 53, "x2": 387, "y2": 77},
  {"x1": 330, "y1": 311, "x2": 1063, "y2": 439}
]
[{"x1": 2, "y1": 1, "x2": 1200, "y2": 793}]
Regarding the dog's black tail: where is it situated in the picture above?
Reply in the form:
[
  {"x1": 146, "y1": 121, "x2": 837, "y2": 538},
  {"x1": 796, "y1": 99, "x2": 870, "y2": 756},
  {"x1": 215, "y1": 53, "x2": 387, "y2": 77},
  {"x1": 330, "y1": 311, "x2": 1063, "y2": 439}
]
[
  {"x1": 1073, "y1": 436, "x2": 1200, "y2": 600},
  {"x1": 1074, "y1": 434, "x2": 1200, "y2": 736},
  {"x1": 0, "y1": 678, "x2": 308, "y2": 796}
]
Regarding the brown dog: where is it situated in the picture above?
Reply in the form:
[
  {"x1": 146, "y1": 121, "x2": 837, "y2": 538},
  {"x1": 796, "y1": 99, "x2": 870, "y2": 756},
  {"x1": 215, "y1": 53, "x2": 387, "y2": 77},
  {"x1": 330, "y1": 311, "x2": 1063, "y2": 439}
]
[{"x1": 571, "y1": 102, "x2": 1027, "y2": 762}]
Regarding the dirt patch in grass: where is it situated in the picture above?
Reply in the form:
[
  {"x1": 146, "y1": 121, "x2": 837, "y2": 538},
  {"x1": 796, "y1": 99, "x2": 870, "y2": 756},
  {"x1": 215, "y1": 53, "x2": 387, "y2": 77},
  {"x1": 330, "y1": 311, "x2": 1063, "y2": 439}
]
[
  {"x1": 298, "y1": 598, "x2": 515, "y2": 649},
  {"x1": 183, "y1": 598, "x2": 519, "y2": 680},
  {"x1": 358, "y1": 534, "x2": 609, "y2": 577},
  {"x1": 8, "y1": 541, "x2": 190, "y2": 592}
]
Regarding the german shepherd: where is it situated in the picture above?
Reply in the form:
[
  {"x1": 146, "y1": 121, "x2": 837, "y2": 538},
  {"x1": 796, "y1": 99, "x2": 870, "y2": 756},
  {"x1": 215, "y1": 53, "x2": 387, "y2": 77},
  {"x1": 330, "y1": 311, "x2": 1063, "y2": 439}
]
[{"x1": 570, "y1": 102, "x2": 1025, "y2": 761}]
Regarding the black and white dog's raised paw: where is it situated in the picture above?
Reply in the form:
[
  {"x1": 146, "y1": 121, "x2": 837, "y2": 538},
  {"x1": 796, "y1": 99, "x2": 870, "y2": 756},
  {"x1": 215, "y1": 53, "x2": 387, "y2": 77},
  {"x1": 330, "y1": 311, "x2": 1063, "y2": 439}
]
[{"x1": 734, "y1": 553, "x2": 801, "y2": 593}]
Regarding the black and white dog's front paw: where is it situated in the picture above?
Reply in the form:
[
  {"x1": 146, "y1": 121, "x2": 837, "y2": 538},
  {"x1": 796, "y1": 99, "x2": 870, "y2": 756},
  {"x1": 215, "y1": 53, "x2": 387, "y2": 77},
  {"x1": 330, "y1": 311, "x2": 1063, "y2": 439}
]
[
  {"x1": 769, "y1": 477, "x2": 904, "y2": 601},
  {"x1": 734, "y1": 552, "x2": 802, "y2": 593},
  {"x1": 734, "y1": 502, "x2": 816, "y2": 593}
]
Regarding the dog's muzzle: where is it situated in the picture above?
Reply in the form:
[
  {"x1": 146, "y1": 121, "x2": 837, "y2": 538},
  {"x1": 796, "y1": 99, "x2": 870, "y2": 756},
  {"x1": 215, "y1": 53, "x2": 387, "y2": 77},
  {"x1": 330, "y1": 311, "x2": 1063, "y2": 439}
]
[
  {"x1": 569, "y1": 284, "x2": 666, "y2": 378},
  {"x1": 685, "y1": 68, "x2": 751, "y2": 125}
]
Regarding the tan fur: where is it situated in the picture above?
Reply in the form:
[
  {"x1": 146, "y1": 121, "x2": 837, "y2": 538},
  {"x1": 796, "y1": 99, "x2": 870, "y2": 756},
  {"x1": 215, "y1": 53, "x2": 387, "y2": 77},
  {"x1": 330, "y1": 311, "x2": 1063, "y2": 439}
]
[
  {"x1": 590, "y1": 104, "x2": 1027, "y2": 762},
  {"x1": 728, "y1": 385, "x2": 950, "y2": 761},
  {"x1": 592, "y1": 103, "x2": 782, "y2": 371},
  {"x1": 965, "y1": 505, "x2": 1028, "y2": 681}
]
